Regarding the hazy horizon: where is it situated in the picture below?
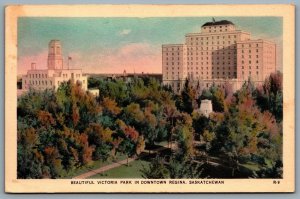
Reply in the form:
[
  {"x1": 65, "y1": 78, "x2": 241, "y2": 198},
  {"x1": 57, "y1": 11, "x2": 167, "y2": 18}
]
[{"x1": 17, "y1": 17, "x2": 283, "y2": 75}]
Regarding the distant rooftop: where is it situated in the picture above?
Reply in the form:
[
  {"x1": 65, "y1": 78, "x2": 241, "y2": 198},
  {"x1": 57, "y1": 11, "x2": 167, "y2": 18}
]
[{"x1": 202, "y1": 19, "x2": 234, "y2": 27}]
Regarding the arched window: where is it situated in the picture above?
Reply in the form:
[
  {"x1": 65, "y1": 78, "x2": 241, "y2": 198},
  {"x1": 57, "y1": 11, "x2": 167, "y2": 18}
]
[{"x1": 56, "y1": 46, "x2": 60, "y2": 54}]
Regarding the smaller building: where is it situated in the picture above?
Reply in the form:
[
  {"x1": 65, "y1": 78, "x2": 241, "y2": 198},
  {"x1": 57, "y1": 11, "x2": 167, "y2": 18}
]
[
  {"x1": 21, "y1": 40, "x2": 88, "y2": 91},
  {"x1": 199, "y1": 99, "x2": 213, "y2": 117}
]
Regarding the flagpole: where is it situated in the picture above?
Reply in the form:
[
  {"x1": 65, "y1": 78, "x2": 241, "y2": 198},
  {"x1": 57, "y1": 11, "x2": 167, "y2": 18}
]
[{"x1": 67, "y1": 56, "x2": 72, "y2": 70}]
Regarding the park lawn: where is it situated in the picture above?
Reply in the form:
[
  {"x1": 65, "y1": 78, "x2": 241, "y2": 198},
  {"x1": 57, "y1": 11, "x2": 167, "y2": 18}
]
[
  {"x1": 88, "y1": 158, "x2": 150, "y2": 179},
  {"x1": 240, "y1": 162, "x2": 260, "y2": 172},
  {"x1": 241, "y1": 159, "x2": 274, "y2": 173},
  {"x1": 62, "y1": 153, "x2": 128, "y2": 178}
]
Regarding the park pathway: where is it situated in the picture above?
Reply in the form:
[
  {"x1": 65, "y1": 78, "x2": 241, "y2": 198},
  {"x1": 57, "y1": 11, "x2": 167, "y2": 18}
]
[{"x1": 72, "y1": 143, "x2": 173, "y2": 179}]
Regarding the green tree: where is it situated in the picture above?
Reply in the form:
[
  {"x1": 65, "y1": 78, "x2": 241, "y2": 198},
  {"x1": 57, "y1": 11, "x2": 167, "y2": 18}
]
[
  {"x1": 141, "y1": 156, "x2": 170, "y2": 179},
  {"x1": 180, "y1": 79, "x2": 197, "y2": 114}
]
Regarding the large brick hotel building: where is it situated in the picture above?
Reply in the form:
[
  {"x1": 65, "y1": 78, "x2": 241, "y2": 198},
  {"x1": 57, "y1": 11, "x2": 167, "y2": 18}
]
[{"x1": 162, "y1": 19, "x2": 276, "y2": 92}]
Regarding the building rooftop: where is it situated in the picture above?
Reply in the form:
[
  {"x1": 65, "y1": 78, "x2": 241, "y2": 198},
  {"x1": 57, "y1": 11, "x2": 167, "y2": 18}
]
[{"x1": 202, "y1": 19, "x2": 234, "y2": 27}]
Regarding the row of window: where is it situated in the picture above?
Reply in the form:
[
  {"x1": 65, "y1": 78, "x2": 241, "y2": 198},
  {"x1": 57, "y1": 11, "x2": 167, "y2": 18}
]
[
  {"x1": 165, "y1": 65, "x2": 261, "y2": 72},
  {"x1": 242, "y1": 55, "x2": 260, "y2": 58},
  {"x1": 62, "y1": 74, "x2": 81, "y2": 78},
  {"x1": 187, "y1": 45, "x2": 237, "y2": 50},
  {"x1": 188, "y1": 57, "x2": 235, "y2": 61},
  {"x1": 165, "y1": 52, "x2": 181, "y2": 56},
  {"x1": 204, "y1": 25, "x2": 231, "y2": 29},
  {"x1": 50, "y1": 46, "x2": 61, "y2": 54},
  {"x1": 187, "y1": 41, "x2": 237, "y2": 46},
  {"x1": 187, "y1": 56, "x2": 235, "y2": 61},
  {"x1": 166, "y1": 71, "x2": 261, "y2": 78},
  {"x1": 241, "y1": 65, "x2": 260, "y2": 69},
  {"x1": 166, "y1": 57, "x2": 181, "y2": 61},
  {"x1": 239, "y1": 43, "x2": 260, "y2": 48},
  {"x1": 188, "y1": 67, "x2": 209, "y2": 70},
  {"x1": 25, "y1": 80, "x2": 52, "y2": 86},
  {"x1": 205, "y1": 29, "x2": 230, "y2": 33},
  {"x1": 241, "y1": 60, "x2": 259, "y2": 64},
  {"x1": 187, "y1": 34, "x2": 237, "y2": 41},
  {"x1": 165, "y1": 46, "x2": 263, "y2": 54},
  {"x1": 165, "y1": 61, "x2": 239, "y2": 66},
  {"x1": 28, "y1": 73, "x2": 48, "y2": 78},
  {"x1": 188, "y1": 61, "x2": 236, "y2": 65},
  {"x1": 165, "y1": 67, "x2": 180, "y2": 70},
  {"x1": 165, "y1": 62, "x2": 180, "y2": 66},
  {"x1": 241, "y1": 71, "x2": 260, "y2": 75},
  {"x1": 167, "y1": 72, "x2": 180, "y2": 75},
  {"x1": 166, "y1": 71, "x2": 239, "y2": 76},
  {"x1": 166, "y1": 75, "x2": 212, "y2": 80},
  {"x1": 189, "y1": 72, "x2": 209, "y2": 75},
  {"x1": 212, "y1": 67, "x2": 235, "y2": 70},
  {"x1": 164, "y1": 50, "x2": 237, "y2": 56},
  {"x1": 240, "y1": 49, "x2": 260, "y2": 53},
  {"x1": 186, "y1": 48, "x2": 236, "y2": 52}
]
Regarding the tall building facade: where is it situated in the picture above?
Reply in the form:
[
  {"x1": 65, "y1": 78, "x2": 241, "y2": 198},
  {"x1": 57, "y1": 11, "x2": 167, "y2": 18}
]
[
  {"x1": 22, "y1": 40, "x2": 88, "y2": 91},
  {"x1": 162, "y1": 19, "x2": 276, "y2": 93}
]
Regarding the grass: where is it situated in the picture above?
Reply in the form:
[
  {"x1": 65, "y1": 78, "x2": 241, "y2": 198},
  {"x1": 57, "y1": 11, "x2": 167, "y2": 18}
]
[
  {"x1": 62, "y1": 153, "x2": 128, "y2": 178},
  {"x1": 63, "y1": 140, "x2": 168, "y2": 179},
  {"x1": 88, "y1": 158, "x2": 150, "y2": 179},
  {"x1": 240, "y1": 162, "x2": 260, "y2": 172}
]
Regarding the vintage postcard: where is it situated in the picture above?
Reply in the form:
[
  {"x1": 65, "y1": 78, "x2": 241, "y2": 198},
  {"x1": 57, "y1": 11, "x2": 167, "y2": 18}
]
[{"x1": 5, "y1": 4, "x2": 295, "y2": 193}]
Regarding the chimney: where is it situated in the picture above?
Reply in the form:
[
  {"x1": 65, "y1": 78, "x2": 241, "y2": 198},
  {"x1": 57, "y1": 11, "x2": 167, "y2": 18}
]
[{"x1": 31, "y1": 62, "x2": 36, "y2": 70}]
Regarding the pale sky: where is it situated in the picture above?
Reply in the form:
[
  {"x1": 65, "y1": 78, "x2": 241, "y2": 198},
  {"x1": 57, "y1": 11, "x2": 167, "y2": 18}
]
[{"x1": 17, "y1": 17, "x2": 282, "y2": 75}]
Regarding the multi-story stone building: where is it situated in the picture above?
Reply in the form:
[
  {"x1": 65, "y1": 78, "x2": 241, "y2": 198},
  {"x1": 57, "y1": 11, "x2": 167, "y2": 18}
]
[
  {"x1": 162, "y1": 19, "x2": 276, "y2": 93},
  {"x1": 21, "y1": 40, "x2": 88, "y2": 91}
]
